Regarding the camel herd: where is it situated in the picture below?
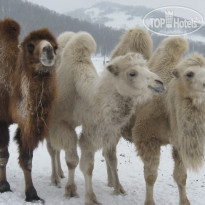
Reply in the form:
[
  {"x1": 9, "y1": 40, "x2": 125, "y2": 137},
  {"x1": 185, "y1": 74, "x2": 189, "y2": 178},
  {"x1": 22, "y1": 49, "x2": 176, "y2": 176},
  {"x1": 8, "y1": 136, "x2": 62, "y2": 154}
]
[{"x1": 0, "y1": 18, "x2": 205, "y2": 205}]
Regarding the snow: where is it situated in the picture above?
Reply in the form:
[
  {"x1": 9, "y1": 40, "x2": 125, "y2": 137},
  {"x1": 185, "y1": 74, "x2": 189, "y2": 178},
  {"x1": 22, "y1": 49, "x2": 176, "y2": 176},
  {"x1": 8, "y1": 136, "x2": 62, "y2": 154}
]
[
  {"x1": 1, "y1": 57, "x2": 205, "y2": 205},
  {"x1": 105, "y1": 12, "x2": 145, "y2": 29},
  {"x1": 186, "y1": 34, "x2": 205, "y2": 43},
  {"x1": 85, "y1": 7, "x2": 102, "y2": 19}
]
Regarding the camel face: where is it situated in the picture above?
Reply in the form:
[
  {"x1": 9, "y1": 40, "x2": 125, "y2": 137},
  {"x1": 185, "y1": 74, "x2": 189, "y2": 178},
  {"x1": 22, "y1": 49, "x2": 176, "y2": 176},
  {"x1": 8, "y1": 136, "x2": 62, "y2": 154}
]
[
  {"x1": 38, "y1": 40, "x2": 56, "y2": 67},
  {"x1": 173, "y1": 65, "x2": 205, "y2": 101},
  {"x1": 107, "y1": 53, "x2": 165, "y2": 102},
  {"x1": 20, "y1": 38, "x2": 57, "y2": 74}
]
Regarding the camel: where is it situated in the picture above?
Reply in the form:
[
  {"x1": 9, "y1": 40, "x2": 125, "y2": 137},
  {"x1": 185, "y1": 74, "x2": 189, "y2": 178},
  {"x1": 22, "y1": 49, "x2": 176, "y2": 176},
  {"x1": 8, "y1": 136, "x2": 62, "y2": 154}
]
[
  {"x1": 110, "y1": 27, "x2": 153, "y2": 60},
  {"x1": 104, "y1": 29, "x2": 188, "y2": 189},
  {"x1": 0, "y1": 18, "x2": 57, "y2": 202},
  {"x1": 47, "y1": 31, "x2": 165, "y2": 205},
  {"x1": 132, "y1": 53, "x2": 205, "y2": 205}
]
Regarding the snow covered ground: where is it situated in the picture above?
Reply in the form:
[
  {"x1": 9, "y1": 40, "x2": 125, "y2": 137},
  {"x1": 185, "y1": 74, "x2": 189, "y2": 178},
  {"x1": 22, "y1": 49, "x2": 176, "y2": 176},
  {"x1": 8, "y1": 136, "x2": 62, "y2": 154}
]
[{"x1": 1, "y1": 57, "x2": 205, "y2": 205}]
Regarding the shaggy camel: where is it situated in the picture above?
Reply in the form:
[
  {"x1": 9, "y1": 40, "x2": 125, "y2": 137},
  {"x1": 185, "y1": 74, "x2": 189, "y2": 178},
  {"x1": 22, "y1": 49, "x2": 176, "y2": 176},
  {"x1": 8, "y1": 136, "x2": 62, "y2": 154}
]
[
  {"x1": 47, "y1": 31, "x2": 165, "y2": 205},
  {"x1": 105, "y1": 30, "x2": 188, "y2": 189},
  {"x1": 132, "y1": 53, "x2": 205, "y2": 205},
  {"x1": 0, "y1": 18, "x2": 57, "y2": 202},
  {"x1": 110, "y1": 27, "x2": 153, "y2": 60}
]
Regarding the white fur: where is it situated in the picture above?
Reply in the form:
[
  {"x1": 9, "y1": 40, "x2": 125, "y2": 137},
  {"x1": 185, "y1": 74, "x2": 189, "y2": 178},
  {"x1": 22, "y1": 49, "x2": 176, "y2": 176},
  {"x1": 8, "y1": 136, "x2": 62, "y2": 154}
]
[{"x1": 47, "y1": 31, "x2": 165, "y2": 204}]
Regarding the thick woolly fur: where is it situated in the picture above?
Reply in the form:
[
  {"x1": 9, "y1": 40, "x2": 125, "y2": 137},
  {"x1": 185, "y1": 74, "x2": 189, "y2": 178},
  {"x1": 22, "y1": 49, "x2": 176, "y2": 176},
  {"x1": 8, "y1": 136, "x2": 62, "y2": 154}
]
[
  {"x1": 148, "y1": 36, "x2": 188, "y2": 84},
  {"x1": 0, "y1": 19, "x2": 20, "y2": 123},
  {"x1": 131, "y1": 53, "x2": 205, "y2": 205},
  {"x1": 0, "y1": 18, "x2": 57, "y2": 201},
  {"x1": 47, "y1": 31, "x2": 165, "y2": 204},
  {"x1": 55, "y1": 31, "x2": 75, "y2": 68},
  {"x1": 167, "y1": 53, "x2": 205, "y2": 171},
  {"x1": 11, "y1": 28, "x2": 58, "y2": 150},
  {"x1": 121, "y1": 36, "x2": 188, "y2": 142},
  {"x1": 110, "y1": 27, "x2": 153, "y2": 60}
]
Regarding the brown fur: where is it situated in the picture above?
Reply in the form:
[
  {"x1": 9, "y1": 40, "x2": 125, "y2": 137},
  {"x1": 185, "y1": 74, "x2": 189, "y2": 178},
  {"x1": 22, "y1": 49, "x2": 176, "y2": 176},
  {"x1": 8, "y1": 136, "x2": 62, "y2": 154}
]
[
  {"x1": 11, "y1": 28, "x2": 57, "y2": 150},
  {"x1": 0, "y1": 19, "x2": 20, "y2": 123},
  {"x1": 0, "y1": 18, "x2": 57, "y2": 201}
]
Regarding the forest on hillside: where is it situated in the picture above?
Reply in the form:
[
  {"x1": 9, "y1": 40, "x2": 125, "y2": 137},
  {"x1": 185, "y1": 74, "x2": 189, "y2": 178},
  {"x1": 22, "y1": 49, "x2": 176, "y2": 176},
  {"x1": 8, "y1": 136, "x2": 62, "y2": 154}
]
[{"x1": 0, "y1": 0, "x2": 205, "y2": 56}]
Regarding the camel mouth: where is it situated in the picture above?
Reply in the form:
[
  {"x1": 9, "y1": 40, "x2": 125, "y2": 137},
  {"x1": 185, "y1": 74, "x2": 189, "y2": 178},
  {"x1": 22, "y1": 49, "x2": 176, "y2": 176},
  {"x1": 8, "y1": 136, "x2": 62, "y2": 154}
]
[
  {"x1": 40, "y1": 58, "x2": 55, "y2": 67},
  {"x1": 148, "y1": 85, "x2": 165, "y2": 94}
]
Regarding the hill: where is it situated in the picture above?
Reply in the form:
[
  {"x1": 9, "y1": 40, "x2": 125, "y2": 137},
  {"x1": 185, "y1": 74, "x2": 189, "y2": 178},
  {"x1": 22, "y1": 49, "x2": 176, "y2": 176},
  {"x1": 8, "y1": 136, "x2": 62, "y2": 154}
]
[{"x1": 0, "y1": 0, "x2": 123, "y2": 55}]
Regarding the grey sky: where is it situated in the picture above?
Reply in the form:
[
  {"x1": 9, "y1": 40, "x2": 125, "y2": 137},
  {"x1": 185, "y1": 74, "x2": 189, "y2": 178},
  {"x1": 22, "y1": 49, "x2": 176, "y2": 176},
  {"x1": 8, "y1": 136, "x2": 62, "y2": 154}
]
[{"x1": 27, "y1": 0, "x2": 205, "y2": 18}]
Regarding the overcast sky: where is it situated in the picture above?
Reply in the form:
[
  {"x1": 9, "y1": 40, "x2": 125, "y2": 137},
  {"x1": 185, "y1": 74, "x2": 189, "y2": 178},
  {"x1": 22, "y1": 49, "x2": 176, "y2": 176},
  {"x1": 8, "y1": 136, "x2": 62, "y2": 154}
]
[{"x1": 27, "y1": 0, "x2": 205, "y2": 18}]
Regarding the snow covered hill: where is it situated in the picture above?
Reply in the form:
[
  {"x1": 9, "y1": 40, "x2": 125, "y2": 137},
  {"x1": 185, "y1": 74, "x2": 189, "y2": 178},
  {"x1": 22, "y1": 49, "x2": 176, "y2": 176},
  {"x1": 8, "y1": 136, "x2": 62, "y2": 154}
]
[
  {"x1": 1, "y1": 57, "x2": 205, "y2": 205},
  {"x1": 67, "y1": 1, "x2": 205, "y2": 43},
  {"x1": 67, "y1": 2, "x2": 151, "y2": 29}
]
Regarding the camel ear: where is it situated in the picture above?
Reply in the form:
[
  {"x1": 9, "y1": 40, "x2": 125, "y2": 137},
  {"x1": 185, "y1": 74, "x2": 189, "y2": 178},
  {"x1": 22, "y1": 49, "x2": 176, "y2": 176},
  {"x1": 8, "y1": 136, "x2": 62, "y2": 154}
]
[
  {"x1": 172, "y1": 69, "x2": 179, "y2": 78},
  {"x1": 106, "y1": 64, "x2": 119, "y2": 76}
]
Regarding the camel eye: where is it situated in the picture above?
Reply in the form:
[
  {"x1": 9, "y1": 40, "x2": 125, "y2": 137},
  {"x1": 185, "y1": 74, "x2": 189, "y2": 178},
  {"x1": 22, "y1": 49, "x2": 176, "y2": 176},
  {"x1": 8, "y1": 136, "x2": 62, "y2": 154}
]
[
  {"x1": 27, "y1": 44, "x2": 35, "y2": 53},
  {"x1": 186, "y1": 71, "x2": 194, "y2": 79},
  {"x1": 129, "y1": 71, "x2": 137, "y2": 77}
]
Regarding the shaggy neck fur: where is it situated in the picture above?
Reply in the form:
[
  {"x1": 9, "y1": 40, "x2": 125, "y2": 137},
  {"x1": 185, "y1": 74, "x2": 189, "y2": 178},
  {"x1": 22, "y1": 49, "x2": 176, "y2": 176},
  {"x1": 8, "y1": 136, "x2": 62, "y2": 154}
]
[
  {"x1": 167, "y1": 80, "x2": 205, "y2": 171},
  {"x1": 92, "y1": 72, "x2": 136, "y2": 130}
]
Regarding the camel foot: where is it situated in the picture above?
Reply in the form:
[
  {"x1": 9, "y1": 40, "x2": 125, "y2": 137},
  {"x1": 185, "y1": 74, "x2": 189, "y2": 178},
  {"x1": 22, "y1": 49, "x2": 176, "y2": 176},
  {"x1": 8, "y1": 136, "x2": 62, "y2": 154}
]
[
  {"x1": 180, "y1": 198, "x2": 191, "y2": 205},
  {"x1": 65, "y1": 183, "x2": 79, "y2": 198},
  {"x1": 114, "y1": 184, "x2": 126, "y2": 195},
  {"x1": 25, "y1": 186, "x2": 44, "y2": 204},
  {"x1": 85, "y1": 192, "x2": 102, "y2": 205},
  {"x1": 51, "y1": 175, "x2": 61, "y2": 188},
  {"x1": 0, "y1": 180, "x2": 11, "y2": 193},
  {"x1": 58, "y1": 170, "x2": 65, "y2": 179},
  {"x1": 107, "y1": 181, "x2": 114, "y2": 187}
]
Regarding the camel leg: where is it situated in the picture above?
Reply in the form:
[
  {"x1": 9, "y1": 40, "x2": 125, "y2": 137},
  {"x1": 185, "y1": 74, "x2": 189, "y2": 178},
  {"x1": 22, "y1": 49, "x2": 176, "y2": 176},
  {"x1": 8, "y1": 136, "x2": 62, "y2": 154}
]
[
  {"x1": 64, "y1": 147, "x2": 79, "y2": 197},
  {"x1": 103, "y1": 145, "x2": 125, "y2": 195},
  {"x1": 56, "y1": 151, "x2": 65, "y2": 178},
  {"x1": 172, "y1": 147, "x2": 191, "y2": 205},
  {"x1": 136, "y1": 138, "x2": 161, "y2": 205},
  {"x1": 0, "y1": 122, "x2": 11, "y2": 192},
  {"x1": 47, "y1": 139, "x2": 61, "y2": 187},
  {"x1": 15, "y1": 128, "x2": 43, "y2": 202},
  {"x1": 102, "y1": 150, "x2": 113, "y2": 187},
  {"x1": 79, "y1": 133, "x2": 101, "y2": 205},
  {"x1": 64, "y1": 126, "x2": 79, "y2": 198}
]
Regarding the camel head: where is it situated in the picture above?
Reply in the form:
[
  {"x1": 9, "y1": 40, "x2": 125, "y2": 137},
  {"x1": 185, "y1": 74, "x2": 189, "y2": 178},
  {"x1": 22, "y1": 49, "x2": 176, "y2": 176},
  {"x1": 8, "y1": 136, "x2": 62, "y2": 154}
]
[
  {"x1": 106, "y1": 52, "x2": 165, "y2": 103},
  {"x1": 172, "y1": 53, "x2": 205, "y2": 105},
  {"x1": 20, "y1": 28, "x2": 57, "y2": 75}
]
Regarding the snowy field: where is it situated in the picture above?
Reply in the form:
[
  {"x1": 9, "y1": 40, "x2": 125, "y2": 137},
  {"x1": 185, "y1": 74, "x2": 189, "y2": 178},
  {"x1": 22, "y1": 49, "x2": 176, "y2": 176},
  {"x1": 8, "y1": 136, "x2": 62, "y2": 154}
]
[{"x1": 0, "y1": 57, "x2": 205, "y2": 205}]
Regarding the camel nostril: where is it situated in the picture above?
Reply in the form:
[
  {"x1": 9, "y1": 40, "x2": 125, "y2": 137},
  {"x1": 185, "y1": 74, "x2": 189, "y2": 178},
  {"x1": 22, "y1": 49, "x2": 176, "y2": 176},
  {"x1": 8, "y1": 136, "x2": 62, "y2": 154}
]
[
  {"x1": 155, "y1": 80, "x2": 163, "y2": 86},
  {"x1": 43, "y1": 46, "x2": 54, "y2": 60}
]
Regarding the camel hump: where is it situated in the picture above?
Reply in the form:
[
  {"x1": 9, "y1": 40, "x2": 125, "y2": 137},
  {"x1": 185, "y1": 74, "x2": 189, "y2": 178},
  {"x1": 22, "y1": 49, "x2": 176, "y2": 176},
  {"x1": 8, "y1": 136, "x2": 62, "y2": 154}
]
[
  {"x1": 111, "y1": 27, "x2": 152, "y2": 60},
  {"x1": 162, "y1": 36, "x2": 188, "y2": 57},
  {"x1": 125, "y1": 27, "x2": 153, "y2": 60},
  {"x1": 0, "y1": 18, "x2": 20, "y2": 39},
  {"x1": 68, "y1": 32, "x2": 96, "y2": 54}
]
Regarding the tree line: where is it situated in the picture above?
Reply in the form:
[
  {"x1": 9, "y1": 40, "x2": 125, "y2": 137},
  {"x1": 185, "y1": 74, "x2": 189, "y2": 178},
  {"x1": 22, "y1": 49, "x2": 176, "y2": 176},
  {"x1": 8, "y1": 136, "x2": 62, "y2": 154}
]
[{"x1": 0, "y1": 0, "x2": 205, "y2": 56}]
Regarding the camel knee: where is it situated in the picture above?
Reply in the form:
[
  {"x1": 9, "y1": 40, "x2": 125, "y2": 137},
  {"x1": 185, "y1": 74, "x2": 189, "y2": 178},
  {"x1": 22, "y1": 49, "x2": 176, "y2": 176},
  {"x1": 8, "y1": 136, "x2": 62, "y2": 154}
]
[
  {"x1": 80, "y1": 158, "x2": 94, "y2": 176},
  {"x1": 145, "y1": 174, "x2": 157, "y2": 186},
  {"x1": 174, "y1": 170, "x2": 187, "y2": 186},
  {"x1": 66, "y1": 152, "x2": 79, "y2": 170}
]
